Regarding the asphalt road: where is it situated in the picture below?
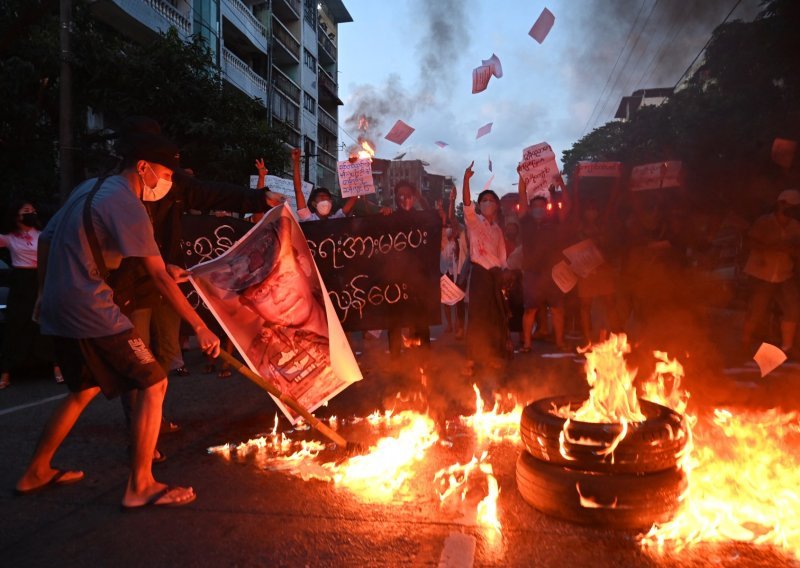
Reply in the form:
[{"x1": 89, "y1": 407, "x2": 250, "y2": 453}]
[{"x1": 1, "y1": 323, "x2": 798, "y2": 567}]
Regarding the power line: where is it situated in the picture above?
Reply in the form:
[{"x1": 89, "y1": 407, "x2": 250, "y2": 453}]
[
  {"x1": 581, "y1": 0, "x2": 648, "y2": 136},
  {"x1": 634, "y1": 1, "x2": 693, "y2": 90},
  {"x1": 593, "y1": 0, "x2": 661, "y2": 129},
  {"x1": 672, "y1": 0, "x2": 743, "y2": 90}
]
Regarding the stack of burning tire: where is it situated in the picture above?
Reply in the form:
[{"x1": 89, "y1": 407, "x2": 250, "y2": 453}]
[{"x1": 516, "y1": 395, "x2": 689, "y2": 529}]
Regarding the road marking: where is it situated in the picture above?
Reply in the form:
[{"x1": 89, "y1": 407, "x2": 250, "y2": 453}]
[
  {"x1": 0, "y1": 393, "x2": 67, "y2": 417},
  {"x1": 437, "y1": 532, "x2": 475, "y2": 568}
]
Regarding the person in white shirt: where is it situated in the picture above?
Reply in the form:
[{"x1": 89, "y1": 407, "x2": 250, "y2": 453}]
[
  {"x1": 461, "y1": 161, "x2": 508, "y2": 376},
  {"x1": 0, "y1": 200, "x2": 62, "y2": 389},
  {"x1": 291, "y1": 149, "x2": 357, "y2": 222}
]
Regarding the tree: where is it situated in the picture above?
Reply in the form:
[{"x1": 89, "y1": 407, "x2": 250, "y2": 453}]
[{"x1": 0, "y1": 0, "x2": 288, "y2": 210}]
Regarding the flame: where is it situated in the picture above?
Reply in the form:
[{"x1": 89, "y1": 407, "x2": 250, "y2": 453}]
[
  {"x1": 357, "y1": 139, "x2": 375, "y2": 160},
  {"x1": 641, "y1": 408, "x2": 800, "y2": 559},
  {"x1": 460, "y1": 384, "x2": 522, "y2": 445}
]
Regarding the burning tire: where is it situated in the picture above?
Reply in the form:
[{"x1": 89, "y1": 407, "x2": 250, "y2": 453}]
[
  {"x1": 520, "y1": 396, "x2": 688, "y2": 474},
  {"x1": 515, "y1": 451, "x2": 687, "y2": 529}
]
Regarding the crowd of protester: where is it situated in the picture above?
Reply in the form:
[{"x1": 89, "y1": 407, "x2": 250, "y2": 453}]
[{"x1": 4, "y1": 115, "x2": 800, "y2": 508}]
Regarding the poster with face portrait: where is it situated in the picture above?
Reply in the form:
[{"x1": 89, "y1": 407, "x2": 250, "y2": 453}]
[{"x1": 189, "y1": 205, "x2": 362, "y2": 424}]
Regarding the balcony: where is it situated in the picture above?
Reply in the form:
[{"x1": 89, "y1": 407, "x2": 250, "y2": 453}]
[
  {"x1": 318, "y1": 146, "x2": 338, "y2": 171},
  {"x1": 273, "y1": 118, "x2": 301, "y2": 147},
  {"x1": 221, "y1": 0, "x2": 269, "y2": 53},
  {"x1": 317, "y1": 25, "x2": 337, "y2": 64},
  {"x1": 272, "y1": 65, "x2": 301, "y2": 103},
  {"x1": 273, "y1": 0, "x2": 301, "y2": 22},
  {"x1": 317, "y1": 106, "x2": 337, "y2": 135},
  {"x1": 221, "y1": 48, "x2": 268, "y2": 106},
  {"x1": 272, "y1": 17, "x2": 300, "y2": 64},
  {"x1": 90, "y1": 0, "x2": 191, "y2": 43},
  {"x1": 318, "y1": 65, "x2": 339, "y2": 102}
]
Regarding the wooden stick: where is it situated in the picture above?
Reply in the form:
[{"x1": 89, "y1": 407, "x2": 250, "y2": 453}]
[{"x1": 217, "y1": 350, "x2": 348, "y2": 448}]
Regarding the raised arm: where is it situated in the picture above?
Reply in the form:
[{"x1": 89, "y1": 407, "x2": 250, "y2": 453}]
[
  {"x1": 517, "y1": 165, "x2": 528, "y2": 217},
  {"x1": 341, "y1": 196, "x2": 358, "y2": 216},
  {"x1": 463, "y1": 161, "x2": 474, "y2": 206},
  {"x1": 291, "y1": 148, "x2": 306, "y2": 210},
  {"x1": 447, "y1": 186, "x2": 457, "y2": 225},
  {"x1": 255, "y1": 158, "x2": 267, "y2": 189}
]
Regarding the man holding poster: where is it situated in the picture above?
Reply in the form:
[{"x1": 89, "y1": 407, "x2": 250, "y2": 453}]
[{"x1": 190, "y1": 205, "x2": 361, "y2": 423}]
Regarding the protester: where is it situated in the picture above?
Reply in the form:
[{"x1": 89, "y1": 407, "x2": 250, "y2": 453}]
[
  {"x1": 462, "y1": 161, "x2": 508, "y2": 376},
  {"x1": 0, "y1": 200, "x2": 63, "y2": 389},
  {"x1": 741, "y1": 189, "x2": 800, "y2": 357},
  {"x1": 15, "y1": 131, "x2": 220, "y2": 509},
  {"x1": 294, "y1": 149, "x2": 357, "y2": 222},
  {"x1": 438, "y1": 187, "x2": 468, "y2": 339},
  {"x1": 516, "y1": 171, "x2": 571, "y2": 353}
]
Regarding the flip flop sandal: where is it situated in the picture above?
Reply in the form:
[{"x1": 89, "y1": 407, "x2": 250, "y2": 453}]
[
  {"x1": 121, "y1": 486, "x2": 196, "y2": 512},
  {"x1": 15, "y1": 469, "x2": 84, "y2": 495}
]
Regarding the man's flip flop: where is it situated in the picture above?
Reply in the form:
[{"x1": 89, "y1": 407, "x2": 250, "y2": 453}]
[
  {"x1": 121, "y1": 486, "x2": 196, "y2": 512},
  {"x1": 15, "y1": 469, "x2": 84, "y2": 495}
]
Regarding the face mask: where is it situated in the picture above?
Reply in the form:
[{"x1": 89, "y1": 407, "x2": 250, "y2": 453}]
[
  {"x1": 316, "y1": 200, "x2": 332, "y2": 215},
  {"x1": 141, "y1": 163, "x2": 173, "y2": 202},
  {"x1": 20, "y1": 213, "x2": 38, "y2": 227},
  {"x1": 480, "y1": 201, "x2": 497, "y2": 216},
  {"x1": 531, "y1": 208, "x2": 546, "y2": 220}
]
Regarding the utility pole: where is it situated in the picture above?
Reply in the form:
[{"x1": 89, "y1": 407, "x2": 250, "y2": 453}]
[{"x1": 59, "y1": 0, "x2": 74, "y2": 202}]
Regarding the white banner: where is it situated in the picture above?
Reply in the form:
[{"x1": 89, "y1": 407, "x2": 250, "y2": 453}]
[
  {"x1": 440, "y1": 275, "x2": 465, "y2": 306},
  {"x1": 562, "y1": 239, "x2": 605, "y2": 279},
  {"x1": 190, "y1": 205, "x2": 362, "y2": 424},
  {"x1": 551, "y1": 260, "x2": 578, "y2": 294},
  {"x1": 519, "y1": 142, "x2": 560, "y2": 200},
  {"x1": 337, "y1": 158, "x2": 376, "y2": 198},
  {"x1": 575, "y1": 161, "x2": 622, "y2": 179},
  {"x1": 629, "y1": 161, "x2": 682, "y2": 191}
]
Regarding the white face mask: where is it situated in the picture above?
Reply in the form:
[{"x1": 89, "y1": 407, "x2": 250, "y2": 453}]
[
  {"x1": 480, "y1": 201, "x2": 497, "y2": 216},
  {"x1": 141, "y1": 163, "x2": 173, "y2": 202},
  {"x1": 315, "y1": 200, "x2": 332, "y2": 215}
]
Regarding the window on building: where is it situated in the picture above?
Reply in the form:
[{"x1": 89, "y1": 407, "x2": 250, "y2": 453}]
[
  {"x1": 272, "y1": 91, "x2": 299, "y2": 127},
  {"x1": 303, "y1": 91, "x2": 316, "y2": 115},
  {"x1": 304, "y1": 49, "x2": 317, "y2": 74},
  {"x1": 304, "y1": 0, "x2": 317, "y2": 26}
]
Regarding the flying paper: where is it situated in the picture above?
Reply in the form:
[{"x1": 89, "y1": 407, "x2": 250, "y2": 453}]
[
  {"x1": 482, "y1": 175, "x2": 495, "y2": 190},
  {"x1": 476, "y1": 122, "x2": 493, "y2": 139},
  {"x1": 753, "y1": 342, "x2": 787, "y2": 377},
  {"x1": 488, "y1": 155, "x2": 493, "y2": 172},
  {"x1": 481, "y1": 53, "x2": 503, "y2": 79},
  {"x1": 435, "y1": 141, "x2": 449, "y2": 148},
  {"x1": 472, "y1": 65, "x2": 492, "y2": 94},
  {"x1": 529, "y1": 7, "x2": 555, "y2": 44},
  {"x1": 384, "y1": 120, "x2": 415, "y2": 145}
]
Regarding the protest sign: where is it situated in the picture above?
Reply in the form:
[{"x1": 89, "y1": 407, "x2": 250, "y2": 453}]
[
  {"x1": 190, "y1": 205, "x2": 362, "y2": 424},
  {"x1": 435, "y1": 141, "x2": 449, "y2": 148},
  {"x1": 301, "y1": 211, "x2": 442, "y2": 331},
  {"x1": 551, "y1": 260, "x2": 578, "y2": 293},
  {"x1": 771, "y1": 138, "x2": 797, "y2": 169},
  {"x1": 440, "y1": 275, "x2": 465, "y2": 306},
  {"x1": 629, "y1": 161, "x2": 682, "y2": 191},
  {"x1": 753, "y1": 342, "x2": 786, "y2": 377},
  {"x1": 529, "y1": 7, "x2": 555, "y2": 43},
  {"x1": 476, "y1": 122, "x2": 493, "y2": 139},
  {"x1": 518, "y1": 141, "x2": 560, "y2": 200},
  {"x1": 481, "y1": 53, "x2": 503, "y2": 78},
  {"x1": 562, "y1": 239, "x2": 605, "y2": 278},
  {"x1": 575, "y1": 161, "x2": 623, "y2": 179},
  {"x1": 260, "y1": 174, "x2": 313, "y2": 210},
  {"x1": 384, "y1": 120, "x2": 415, "y2": 145},
  {"x1": 337, "y1": 158, "x2": 375, "y2": 198},
  {"x1": 472, "y1": 64, "x2": 492, "y2": 94}
]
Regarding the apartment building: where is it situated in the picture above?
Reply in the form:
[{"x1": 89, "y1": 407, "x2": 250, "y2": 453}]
[{"x1": 90, "y1": 0, "x2": 351, "y2": 189}]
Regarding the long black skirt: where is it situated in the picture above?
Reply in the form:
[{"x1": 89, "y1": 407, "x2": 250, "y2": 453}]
[{"x1": 465, "y1": 263, "x2": 508, "y2": 362}]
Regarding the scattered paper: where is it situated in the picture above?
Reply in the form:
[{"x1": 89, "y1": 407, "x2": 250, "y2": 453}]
[
  {"x1": 481, "y1": 53, "x2": 503, "y2": 79},
  {"x1": 476, "y1": 122, "x2": 493, "y2": 139},
  {"x1": 482, "y1": 175, "x2": 495, "y2": 190},
  {"x1": 384, "y1": 120, "x2": 415, "y2": 145},
  {"x1": 772, "y1": 138, "x2": 797, "y2": 169},
  {"x1": 337, "y1": 158, "x2": 375, "y2": 198},
  {"x1": 440, "y1": 275, "x2": 465, "y2": 306},
  {"x1": 435, "y1": 141, "x2": 449, "y2": 148},
  {"x1": 753, "y1": 342, "x2": 787, "y2": 377},
  {"x1": 472, "y1": 65, "x2": 493, "y2": 94},
  {"x1": 529, "y1": 7, "x2": 555, "y2": 44},
  {"x1": 562, "y1": 239, "x2": 605, "y2": 278},
  {"x1": 551, "y1": 260, "x2": 577, "y2": 293}
]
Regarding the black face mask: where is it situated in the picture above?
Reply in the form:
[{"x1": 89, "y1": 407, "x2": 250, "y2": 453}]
[{"x1": 20, "y1": 213, "x2": 38, "y2": 227}]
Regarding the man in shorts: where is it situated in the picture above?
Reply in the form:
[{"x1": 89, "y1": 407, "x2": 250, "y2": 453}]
[{"x1": 15, "y1": 132, "x2": 220, "y2": 509}]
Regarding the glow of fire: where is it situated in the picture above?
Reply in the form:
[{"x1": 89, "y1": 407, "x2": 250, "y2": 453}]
[
  {"x1": 459, "y1": 384, "x2": 522, "y2": 445},
  {"x1": 357, "y1": 140, "x2": 375, "y2": 161},
  {"x1": 641, "y1": 408, "x2": 800, "y2": 559}
]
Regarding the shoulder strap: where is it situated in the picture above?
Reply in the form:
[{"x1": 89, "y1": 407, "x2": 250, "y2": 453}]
[{"x1": 82, "y1": 176, "x2": 110, "y2": 279}]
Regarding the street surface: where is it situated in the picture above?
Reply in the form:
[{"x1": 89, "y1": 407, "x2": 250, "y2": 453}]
[{"x1": 1, "y1": 318, "x2": 799, "y2": 567}]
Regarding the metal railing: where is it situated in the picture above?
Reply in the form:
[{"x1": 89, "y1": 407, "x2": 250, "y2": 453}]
[
  {"x1": 317, "y1": 106, "x2": 337, "y2": 134},
  {"x1": 317, "y1": 146, "x2": 338, "y2": 170},
  {"x1": 222, "y1": 48, "x2": 268, "y2": 105},
  {"x1": 318, "y1": 66, "x2": 337, "y2": 97},
  {"x1": 144, "y1": 0, "x2": 190, "y2": 34},
  {"x1": 272, "y1": 66, "x2": 301, "y2": 102},
  {"x1": 274, "y1": 0, "x2": 301, "y2": 19},
  {"x1": 228, "y1": 0, "x2": 268, "y2": 41},
  {"x1": 317, "y1": 25, "x2": 337, "y2": 61},
  {"x1": 272, "y1": 17, "x2": 300, "y2": 60}
]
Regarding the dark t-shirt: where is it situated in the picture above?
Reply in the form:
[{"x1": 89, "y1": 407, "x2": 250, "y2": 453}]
[{"x1": 519, "y1": 214, "x2": 567, "y2": 274}]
